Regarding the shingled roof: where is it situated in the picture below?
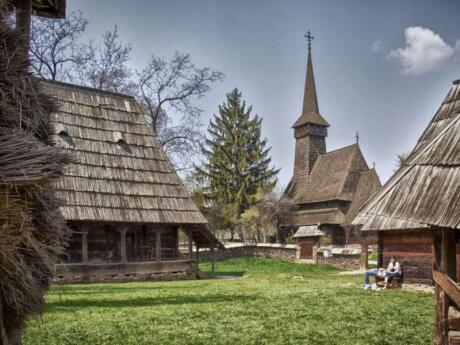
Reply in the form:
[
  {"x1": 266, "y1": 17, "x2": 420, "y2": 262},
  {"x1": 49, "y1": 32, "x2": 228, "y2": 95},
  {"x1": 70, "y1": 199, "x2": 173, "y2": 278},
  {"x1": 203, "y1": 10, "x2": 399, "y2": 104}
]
[
  {"x1": 294, "y1": 144, "x2": 373, "y2": 203},
  {"x1": 353, "y1": 79, "x2": 460, "y2": 231},
  {"x1": 286, "y1": 144, "x2": 381, "y2": 226},
  {"x1": 41, "y1": 79, "x2": 222, "y2": 248}
]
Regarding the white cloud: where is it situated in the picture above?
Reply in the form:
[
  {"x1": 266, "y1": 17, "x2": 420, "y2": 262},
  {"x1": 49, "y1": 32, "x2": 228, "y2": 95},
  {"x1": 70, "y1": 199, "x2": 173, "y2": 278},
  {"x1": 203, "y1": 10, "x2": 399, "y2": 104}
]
[
  {"x1": 372, "y1": 40, "x2": 382, "y2": 52},
  {"x1": 389, "y1": 26, "x2": 455, "y2": 75}
]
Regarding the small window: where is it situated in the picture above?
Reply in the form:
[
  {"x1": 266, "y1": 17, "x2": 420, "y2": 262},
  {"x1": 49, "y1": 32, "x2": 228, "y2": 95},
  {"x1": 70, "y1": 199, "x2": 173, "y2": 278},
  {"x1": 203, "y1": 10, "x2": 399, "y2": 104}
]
[
  {"x1": 58, "y1": 130, "x2": 74, "y2": 147},
  {"x1": 117, "y1": 138, "x2": 131, "y2": 153}
]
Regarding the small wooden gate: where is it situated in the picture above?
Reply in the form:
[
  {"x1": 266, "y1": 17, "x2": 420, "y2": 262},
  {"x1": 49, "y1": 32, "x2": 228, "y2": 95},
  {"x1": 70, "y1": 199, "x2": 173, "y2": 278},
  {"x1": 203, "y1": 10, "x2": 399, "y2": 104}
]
[{"x1": 299, "y1": 242, "x2": 313, "y2": 259}]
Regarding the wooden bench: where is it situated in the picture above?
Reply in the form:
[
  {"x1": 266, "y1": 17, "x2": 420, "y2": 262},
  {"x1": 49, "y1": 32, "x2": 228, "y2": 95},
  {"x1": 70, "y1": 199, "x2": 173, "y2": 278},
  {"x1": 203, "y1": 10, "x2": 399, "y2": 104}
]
[{"x1": 374, "y1": 276, "x2": 401, "y2": 288}]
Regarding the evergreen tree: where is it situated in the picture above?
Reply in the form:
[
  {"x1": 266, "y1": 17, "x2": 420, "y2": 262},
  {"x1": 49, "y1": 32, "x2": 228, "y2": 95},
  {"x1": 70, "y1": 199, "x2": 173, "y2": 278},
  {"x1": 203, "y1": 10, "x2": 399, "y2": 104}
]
[{"x1": 196, "y1": 88, "x2": 279, "y2": 226}]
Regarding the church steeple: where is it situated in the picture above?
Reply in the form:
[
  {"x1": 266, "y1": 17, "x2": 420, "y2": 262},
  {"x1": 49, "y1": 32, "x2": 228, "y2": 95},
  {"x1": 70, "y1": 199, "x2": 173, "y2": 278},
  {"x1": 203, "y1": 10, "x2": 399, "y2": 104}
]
[
  {"x1": 302, "y1": 38, "x2": 319, "y2": 114},
  {"x1": 293, "y1": 32, "x2": 328, "y2": 128},
  {"x1": 292, "y1": 31, "x2": 329, "y2": 180}
]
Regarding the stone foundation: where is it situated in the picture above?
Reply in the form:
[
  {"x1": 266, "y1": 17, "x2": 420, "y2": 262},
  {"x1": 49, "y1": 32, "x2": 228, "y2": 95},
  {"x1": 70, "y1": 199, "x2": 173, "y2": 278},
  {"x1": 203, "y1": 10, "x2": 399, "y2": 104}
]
[{"x1": 54, "y1": 260, "x2": 197, "y2": 284}]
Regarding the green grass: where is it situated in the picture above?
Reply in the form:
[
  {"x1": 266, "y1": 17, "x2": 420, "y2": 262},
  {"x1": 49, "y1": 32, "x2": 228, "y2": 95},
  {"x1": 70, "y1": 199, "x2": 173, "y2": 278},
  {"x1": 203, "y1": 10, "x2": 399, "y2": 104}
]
[{"x1": 23, "y1": 257, "x2": 434, "y2": 345}]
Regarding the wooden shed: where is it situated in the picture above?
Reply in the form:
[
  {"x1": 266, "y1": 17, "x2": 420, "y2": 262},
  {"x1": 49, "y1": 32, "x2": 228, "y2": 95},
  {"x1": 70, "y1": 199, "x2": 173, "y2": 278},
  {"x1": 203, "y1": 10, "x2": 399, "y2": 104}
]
[
  {"x1": 41, "y1": 79, "x2": 223, "y2": 283},
  {"x1": 352, "y1": 79, "x2": 460, "y2": 345},
  {"x1": 283, "y1": 43, "x2": 381, "y2": 246}
]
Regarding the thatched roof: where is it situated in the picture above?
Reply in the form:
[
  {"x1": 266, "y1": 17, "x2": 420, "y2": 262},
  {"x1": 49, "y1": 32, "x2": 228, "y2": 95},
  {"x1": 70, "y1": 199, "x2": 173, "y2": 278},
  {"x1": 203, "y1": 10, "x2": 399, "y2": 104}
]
[
  {"x1": 353, "y1": 79, "x2": 460, "y2": 231},
  {"x1": 286, "y1": 144, "x2": 381, "y2": 226},
  {"x1": 293, "y1": 225, "x2": 324, "y2": 238},
  {"x1": 41, "y1": 80, "x2": 222, "y2": 248}
]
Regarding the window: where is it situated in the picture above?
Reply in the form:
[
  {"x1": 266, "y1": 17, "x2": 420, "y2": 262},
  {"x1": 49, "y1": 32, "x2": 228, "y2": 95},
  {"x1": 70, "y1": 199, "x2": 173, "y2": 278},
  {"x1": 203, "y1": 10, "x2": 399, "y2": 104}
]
[
  {"x1": 58, "y1": 130, "x2": 74, "y2": 147},
  {"x1": 117, "y1": 138, "x2": 131, "y2": 153}
]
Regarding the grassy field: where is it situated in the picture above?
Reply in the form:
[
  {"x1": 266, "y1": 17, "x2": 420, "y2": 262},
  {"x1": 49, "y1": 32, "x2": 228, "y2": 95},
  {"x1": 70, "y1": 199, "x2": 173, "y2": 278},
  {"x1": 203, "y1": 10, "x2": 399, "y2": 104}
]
[{"x1": 23, "y1": 258, "x2": 434, "y2": 345}]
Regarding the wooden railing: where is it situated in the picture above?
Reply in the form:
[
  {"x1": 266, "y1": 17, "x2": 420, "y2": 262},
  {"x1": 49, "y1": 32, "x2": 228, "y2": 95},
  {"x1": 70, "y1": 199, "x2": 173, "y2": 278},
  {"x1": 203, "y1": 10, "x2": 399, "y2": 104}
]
[
  {"x1": 433, "y1": 270, "x2": 460, "y2": 307},
  {"x1": 433, "y1": 269, "x2": 460, "y2": 345}
]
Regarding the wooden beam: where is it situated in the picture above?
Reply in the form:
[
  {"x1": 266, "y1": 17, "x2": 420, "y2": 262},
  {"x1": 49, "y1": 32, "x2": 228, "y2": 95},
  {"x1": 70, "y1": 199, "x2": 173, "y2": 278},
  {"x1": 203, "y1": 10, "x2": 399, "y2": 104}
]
[
  {"x1": 187, "y1": 229, "x2": 193, "y2": 260},
  {"x1": 360, "y1": 231, "x2": 368, "y2": 270},
  {"x1": 15, "y1": 0, "x2": 32, "y2": 55},
  {"x1": 119, "y1": 227, "x2": 128, "y2": 264},
  {"x1": 211, "y1": 246, "x2": 215, "y2": 277},
  {"x1": 433, "y1": 271, "x2": 460, "y2": 308},
  {"x1": 435, "y1": 284, "x2": 450, "y2": 345},
  {"x1": 81, "y1": 226, "x2": 89, "y2": 264},
  {"x1": 155, "y1": 231, "x2": 161, "y2": 261}
]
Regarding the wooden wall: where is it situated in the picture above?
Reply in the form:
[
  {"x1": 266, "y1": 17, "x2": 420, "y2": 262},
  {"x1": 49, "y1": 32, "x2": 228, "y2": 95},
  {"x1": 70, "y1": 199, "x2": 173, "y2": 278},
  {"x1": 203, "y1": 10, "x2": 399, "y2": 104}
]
[{"x1": 380, "y1": 231, "x2": 433, "y2": 284}]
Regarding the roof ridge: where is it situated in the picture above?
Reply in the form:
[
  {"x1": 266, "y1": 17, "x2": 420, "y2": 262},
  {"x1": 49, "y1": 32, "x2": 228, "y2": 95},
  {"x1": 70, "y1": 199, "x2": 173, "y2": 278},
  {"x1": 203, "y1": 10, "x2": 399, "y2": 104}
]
[{"x1": 39, "y1": 78, "x2": 136, "y2": 99}]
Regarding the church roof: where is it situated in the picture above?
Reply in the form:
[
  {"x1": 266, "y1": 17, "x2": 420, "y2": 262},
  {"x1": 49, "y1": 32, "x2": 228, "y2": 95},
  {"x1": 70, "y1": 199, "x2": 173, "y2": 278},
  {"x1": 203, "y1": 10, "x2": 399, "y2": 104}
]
[
  {"x1": 292, "y1": 48, "x2": 329, "y2": 128},
  {"x1": 353, "y1": 79, "x2": 460, "y2": 231},
  {"x1": 41, "y1": 79, "x2": 222, "y2": 249},
  {"x1": 287, "y1": 144, "x2": 381, "y2": 226}
]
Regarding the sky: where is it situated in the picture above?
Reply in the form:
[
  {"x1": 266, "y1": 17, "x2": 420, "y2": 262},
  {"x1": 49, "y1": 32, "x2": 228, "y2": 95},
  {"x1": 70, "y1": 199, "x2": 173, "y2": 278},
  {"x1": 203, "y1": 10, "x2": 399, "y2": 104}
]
[{"x1": 69, "y1": 0, "x2": 460, "y2": 188}]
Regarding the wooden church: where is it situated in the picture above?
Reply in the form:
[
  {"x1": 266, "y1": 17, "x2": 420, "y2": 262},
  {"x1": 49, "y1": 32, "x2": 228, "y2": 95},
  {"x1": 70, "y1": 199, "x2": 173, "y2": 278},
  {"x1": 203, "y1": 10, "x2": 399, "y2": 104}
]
[
  {"x1": 41, "y1": 79, "x2": 223, "y2": 283},
  {"x1": 283, "y1": 36, "x2": 381, "y2": 250}
]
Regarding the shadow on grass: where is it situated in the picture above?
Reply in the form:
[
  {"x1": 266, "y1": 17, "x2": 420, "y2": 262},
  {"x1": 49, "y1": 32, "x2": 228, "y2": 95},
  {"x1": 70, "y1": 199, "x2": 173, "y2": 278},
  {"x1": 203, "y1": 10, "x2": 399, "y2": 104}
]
[
  {"x1": 45, "y1": 294, "x2": 255, "y2": 312},
  {"x1": 49, "y1": 284, "x2": 204, "y2": 296}
]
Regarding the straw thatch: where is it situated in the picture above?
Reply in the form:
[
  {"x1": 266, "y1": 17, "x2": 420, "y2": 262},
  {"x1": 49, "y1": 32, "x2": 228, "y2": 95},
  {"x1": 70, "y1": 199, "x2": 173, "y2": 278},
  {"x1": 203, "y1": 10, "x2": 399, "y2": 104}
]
[
  {"x1": 0, "y1": 14, "x2": 69, "y2": 345},
  {"x1": 353, "y1": 80, "x2": 460, "y2": 231},
  {"x1": 41, "y1": 79, "x2": 222, "y2": 249}
]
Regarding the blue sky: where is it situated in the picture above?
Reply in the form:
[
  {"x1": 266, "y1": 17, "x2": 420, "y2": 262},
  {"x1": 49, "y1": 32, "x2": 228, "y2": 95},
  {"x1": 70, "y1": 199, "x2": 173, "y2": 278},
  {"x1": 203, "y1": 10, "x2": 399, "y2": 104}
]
[{"x1": 69, "y1": 0, "x2": 460, "y2": 187}]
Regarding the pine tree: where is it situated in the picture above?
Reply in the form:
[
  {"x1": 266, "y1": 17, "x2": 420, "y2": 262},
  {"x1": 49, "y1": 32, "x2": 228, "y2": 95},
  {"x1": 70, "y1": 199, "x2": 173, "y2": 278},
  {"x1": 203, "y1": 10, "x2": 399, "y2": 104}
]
[{"x1": 196, "y1": 88, "x2": 279, "y2": 226}]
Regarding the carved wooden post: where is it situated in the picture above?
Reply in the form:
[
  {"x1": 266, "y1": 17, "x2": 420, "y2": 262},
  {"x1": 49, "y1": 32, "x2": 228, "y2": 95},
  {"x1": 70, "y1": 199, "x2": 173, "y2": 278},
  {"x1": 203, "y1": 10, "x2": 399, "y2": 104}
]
[
  {"x1": 360, "y1": 231, "x2": 368, "y2": 271},
  {"x1": 119, "y1": 227, "x2": 128, "y2": 264},
  {"x1": 81, "y1": 226, "x2": 89, "y2": 264},
  {"x1": 187, "y1": 229, "x2": 193, "y2": 260},
  {"x1": 156, "y1": 231, "x2": 161, "y2": 261}
]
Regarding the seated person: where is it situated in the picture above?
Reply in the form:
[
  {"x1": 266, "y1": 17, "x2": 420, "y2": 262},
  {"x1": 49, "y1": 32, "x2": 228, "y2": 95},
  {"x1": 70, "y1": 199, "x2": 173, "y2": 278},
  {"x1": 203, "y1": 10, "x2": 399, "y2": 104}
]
[
  {"x1": 363, "y1": 267, "x2": 385, "y2": 289},
  {"x1": 384, "y1": 256, "x2": 401, "y2": 287}
]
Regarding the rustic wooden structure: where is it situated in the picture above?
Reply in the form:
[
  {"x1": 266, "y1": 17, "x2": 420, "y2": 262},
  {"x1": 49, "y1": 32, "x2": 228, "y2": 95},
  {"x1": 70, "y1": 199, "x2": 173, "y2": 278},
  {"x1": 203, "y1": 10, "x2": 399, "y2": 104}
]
[
  {"x1": 283, "y1": 40, "x2": 381, "y2": 247},
  {"x1": 293, "y1": 225, "x2": 324, "y2": 261},
  {"x1": 353, "y1": 79, "x2": 460, "y2": 344},
  {"x1": 40, "y1": 79, "x2": 223, "y2": 283}
]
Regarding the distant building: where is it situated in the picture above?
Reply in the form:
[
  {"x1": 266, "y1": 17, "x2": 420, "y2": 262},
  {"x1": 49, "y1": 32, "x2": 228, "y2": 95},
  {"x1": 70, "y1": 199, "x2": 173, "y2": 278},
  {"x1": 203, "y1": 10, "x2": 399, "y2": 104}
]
[
  {"x1": 283, "y1": 43, "x2": 381, "y2": 250},
  {"x1": 42, "y1": 79, "x2": 222, "y2": 283}
]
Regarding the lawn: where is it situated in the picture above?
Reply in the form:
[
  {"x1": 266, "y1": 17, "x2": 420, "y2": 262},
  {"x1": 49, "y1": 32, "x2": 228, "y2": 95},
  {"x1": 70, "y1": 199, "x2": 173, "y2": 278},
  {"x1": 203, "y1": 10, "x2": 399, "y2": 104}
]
[{"x1": 23, "y1": 258, "x2": 434, "y2": 345}]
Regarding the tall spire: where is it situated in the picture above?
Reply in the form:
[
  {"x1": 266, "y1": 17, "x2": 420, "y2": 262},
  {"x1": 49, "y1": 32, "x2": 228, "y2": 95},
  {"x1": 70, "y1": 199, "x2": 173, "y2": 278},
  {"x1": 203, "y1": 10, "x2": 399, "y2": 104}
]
[
  {"x1": 302, "y1": 31, "x2": 319, "y2": 114},
  {"x1": 292, "y1": 31, "x2": 328, "y2": 128}
]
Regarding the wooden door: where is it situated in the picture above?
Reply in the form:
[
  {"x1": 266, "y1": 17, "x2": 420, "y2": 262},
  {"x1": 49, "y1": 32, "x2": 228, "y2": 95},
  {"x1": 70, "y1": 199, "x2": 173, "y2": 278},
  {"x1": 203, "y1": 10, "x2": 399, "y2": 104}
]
[{"x1": 300, "y1": 242, "x2": 313, "y2": 259}]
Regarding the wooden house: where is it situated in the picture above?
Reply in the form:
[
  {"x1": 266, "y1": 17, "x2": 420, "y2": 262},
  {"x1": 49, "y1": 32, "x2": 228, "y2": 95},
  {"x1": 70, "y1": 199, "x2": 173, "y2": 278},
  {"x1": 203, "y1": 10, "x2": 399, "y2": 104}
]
[
  {"x1": 353, "y1": 78, "x2": 460, "y2": 286},
  {"x1": 283, "y1": 44, "x2": 381, "y2": 245},
  {"x1": 41, "y1": 80, "x2": 223, "y2": 283}
]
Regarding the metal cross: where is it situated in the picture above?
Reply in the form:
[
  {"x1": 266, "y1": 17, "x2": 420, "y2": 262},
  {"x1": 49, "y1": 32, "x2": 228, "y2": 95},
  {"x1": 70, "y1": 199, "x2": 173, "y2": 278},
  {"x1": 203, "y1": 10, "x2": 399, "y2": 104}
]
[
  {"x1": 355, "y1": 131, "x2": 360, "y2": 144},
  {"x1": 305, "y1": 30, "x2": 314, "y2": 50}
]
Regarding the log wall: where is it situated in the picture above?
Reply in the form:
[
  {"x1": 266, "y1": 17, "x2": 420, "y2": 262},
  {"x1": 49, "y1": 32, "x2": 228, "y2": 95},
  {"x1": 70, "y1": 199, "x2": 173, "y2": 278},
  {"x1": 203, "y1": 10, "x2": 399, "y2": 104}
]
[{"x1": 381, "y1": 231, "x2": 434, "y2": 284}]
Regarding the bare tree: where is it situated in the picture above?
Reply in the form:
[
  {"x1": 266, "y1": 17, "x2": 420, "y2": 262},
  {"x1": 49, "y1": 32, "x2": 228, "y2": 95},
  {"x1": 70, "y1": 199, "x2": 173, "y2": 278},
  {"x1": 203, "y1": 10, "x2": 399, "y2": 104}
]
[
  {"x1": 255, "y1": 189, "x2": 297, "y2": 243},
  {"x1": 136, "y1": 52, "x2": 224, "y2": 173},
  {"x1": 29, "y1": 10, "x2": 93, "y2": 81},
  {"x1": 30, "y1": 10, "x2": 225, "y2": 174},
  {"x1": 78, "y1": 25, "x2": 134, "y2": 93}
]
